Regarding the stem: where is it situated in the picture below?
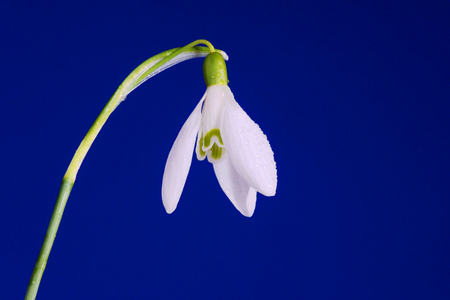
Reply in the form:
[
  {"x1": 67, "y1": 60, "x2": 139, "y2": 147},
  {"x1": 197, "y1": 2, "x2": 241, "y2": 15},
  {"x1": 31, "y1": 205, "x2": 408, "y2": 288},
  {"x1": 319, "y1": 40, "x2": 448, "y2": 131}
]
[{"x1": 25, "y1": 39, "x2": 218, "y2": 300}]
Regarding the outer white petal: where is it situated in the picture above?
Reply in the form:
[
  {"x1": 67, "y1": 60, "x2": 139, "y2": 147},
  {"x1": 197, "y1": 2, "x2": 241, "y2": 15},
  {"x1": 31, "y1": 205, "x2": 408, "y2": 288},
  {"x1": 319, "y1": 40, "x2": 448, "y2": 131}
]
[
  {"x1": 213, "y1": 157, "x2": 257, "y2": 217},
  {"x1": 162, "y1": 93, "x2": 205, "y2": 213},
  {"x1": 221, "y1": 90, "x2": 277, "y2": 196}
]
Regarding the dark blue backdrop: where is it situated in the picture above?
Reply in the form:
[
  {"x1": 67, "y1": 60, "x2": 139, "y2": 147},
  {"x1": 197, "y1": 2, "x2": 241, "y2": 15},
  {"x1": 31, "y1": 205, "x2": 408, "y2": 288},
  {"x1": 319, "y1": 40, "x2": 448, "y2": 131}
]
[{"x1": 1, "y1": 1, "x2": 449, "y2": 299}]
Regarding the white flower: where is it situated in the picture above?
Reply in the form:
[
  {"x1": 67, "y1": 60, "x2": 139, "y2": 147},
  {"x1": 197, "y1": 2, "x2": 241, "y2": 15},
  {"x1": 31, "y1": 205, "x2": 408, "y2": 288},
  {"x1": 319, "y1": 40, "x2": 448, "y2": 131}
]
[{"x1": 161, "y1": 84, "x2": 277, "y2": 217}]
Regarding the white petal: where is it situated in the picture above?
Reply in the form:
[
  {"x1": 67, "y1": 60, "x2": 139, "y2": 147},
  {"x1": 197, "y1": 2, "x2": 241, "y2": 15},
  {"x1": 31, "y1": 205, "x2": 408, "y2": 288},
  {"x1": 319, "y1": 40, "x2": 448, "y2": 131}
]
[
  {"x1": 201, "y1": 85, "x2": 228, "y2": 133},
  {"x1": 213, "y1": 157, "x2": 257, "y2": 217},
  {"x1": 221, "y1": 94, "x2": 277, "y2": 196},
  {"x1": 162, "y1": 93, "x2": 205, "y2": 213}
]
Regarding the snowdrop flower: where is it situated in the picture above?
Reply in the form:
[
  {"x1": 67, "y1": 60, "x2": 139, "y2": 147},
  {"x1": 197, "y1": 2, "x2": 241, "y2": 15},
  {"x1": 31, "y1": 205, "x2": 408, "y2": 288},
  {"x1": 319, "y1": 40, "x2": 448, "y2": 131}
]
[{"x1": 162, "y1": 52, "x2": 277, "y2": 217}]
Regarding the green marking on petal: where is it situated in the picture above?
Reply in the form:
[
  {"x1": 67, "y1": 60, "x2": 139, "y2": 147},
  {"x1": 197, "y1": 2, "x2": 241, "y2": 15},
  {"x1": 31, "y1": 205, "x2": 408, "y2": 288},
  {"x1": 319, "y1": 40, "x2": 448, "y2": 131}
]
[
  {"x1": 198, "y1": 132, "x2": 206, "y2": 158},
  {"x1": 199, "y1": 129, "x2": 224, "y2": 162},
  {"x1": 210, "y1": 144, "x2": 223, "y2": 160},
  {"x1": 203, "y1": 129, "x2": 223, "y2": 148}
]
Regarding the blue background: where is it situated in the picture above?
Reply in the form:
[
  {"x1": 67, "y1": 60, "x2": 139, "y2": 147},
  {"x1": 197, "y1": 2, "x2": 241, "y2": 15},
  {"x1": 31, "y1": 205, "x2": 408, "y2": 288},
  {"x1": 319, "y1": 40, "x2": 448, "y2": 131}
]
[{"x1": 1, "y1": 1, "x2": 449, "y2": 299}]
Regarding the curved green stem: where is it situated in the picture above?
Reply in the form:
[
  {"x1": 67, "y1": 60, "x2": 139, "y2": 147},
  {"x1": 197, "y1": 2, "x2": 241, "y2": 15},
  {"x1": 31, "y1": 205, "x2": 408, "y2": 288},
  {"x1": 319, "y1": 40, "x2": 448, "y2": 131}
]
[{"x1": 25, "y1": 39, "x2": 221, "y2": 300}]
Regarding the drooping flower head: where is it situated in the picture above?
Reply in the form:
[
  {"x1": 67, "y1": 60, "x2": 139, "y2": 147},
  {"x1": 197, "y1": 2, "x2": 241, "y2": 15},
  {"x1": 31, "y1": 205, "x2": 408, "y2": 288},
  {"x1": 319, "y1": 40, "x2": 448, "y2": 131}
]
[{"x1": 162, "y1": 51, "x2": 277, "y2": 217}]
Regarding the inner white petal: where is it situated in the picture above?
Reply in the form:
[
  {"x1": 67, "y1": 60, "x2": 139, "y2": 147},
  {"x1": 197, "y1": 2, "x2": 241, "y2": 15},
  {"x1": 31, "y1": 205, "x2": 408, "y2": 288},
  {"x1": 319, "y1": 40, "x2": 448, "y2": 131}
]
[{"x1": 201, "y1": 85, "x2": 230, "y2": 135}]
